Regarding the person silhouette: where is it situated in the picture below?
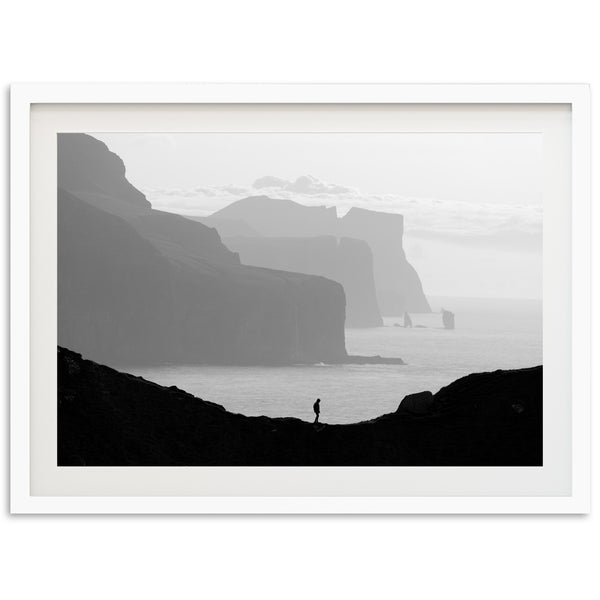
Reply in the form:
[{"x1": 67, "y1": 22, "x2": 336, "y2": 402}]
[{"x1": 313, "y1": 398, "x2": 321, "y2": 424}]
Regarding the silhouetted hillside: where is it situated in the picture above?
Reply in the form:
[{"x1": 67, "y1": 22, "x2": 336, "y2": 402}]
[{"x1": 58, "y1": 346, "x2": 542, "y2": 466}]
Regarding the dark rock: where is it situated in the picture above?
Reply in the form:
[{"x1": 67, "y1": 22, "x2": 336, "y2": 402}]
[{"x1": 397, "y1": 391, "x2": 434, "y2": 415}]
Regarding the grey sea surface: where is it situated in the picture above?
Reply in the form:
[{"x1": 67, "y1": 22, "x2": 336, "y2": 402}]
[{"x1": 130, "y1": 297, "x2": 542, "y2": 424}]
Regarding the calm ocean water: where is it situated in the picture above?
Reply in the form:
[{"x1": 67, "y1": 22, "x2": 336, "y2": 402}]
[{"x1": 130, "y1": 297, "x2": 542, "y2": 424}]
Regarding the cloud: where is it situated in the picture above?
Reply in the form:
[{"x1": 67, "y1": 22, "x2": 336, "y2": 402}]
[
  {"x1": 253, "y1": 175, "x2": 290, "y2": 189},
  {"x1": 221, "y1": 184, "x2": 250, "y2": 195},
  {"x1": 253, "y1": 174, "x2": 354, "y2": 195},
  {"x1": 141, "y1": 175, "x2": 542, "y2": 254}
]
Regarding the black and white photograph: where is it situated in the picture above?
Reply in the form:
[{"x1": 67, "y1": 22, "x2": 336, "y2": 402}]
[
  {"x1": 3, "y1": 0, "x2": 597, "y2": 595},
  {"x1": 57, "y1": 131, "x2": 543, "y2": 466}
]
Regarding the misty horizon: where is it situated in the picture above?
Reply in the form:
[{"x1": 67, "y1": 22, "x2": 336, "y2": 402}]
[{"x1": 91, "y1": 132, "x2": 542, "y2": 299}]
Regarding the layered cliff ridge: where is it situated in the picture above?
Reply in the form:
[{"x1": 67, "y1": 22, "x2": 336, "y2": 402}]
[
  {"x1": 342, "y1": 207, "x2": 430, "y2": 314},
  {"x1": 208, "y1": 195, "x2": 431, "y2": 316},
  {"x1": 58, "y1": 134, "x2": 348, "y2": 366},
  {"x1": 224, "y1": 235, "x2": 383, "y2": 327},
  {"x1": 211, "y1": 195, "x2": 339, "y2": 237},
  {"x1": 58, "y1": 346, "x2": 542, "y2": 466}
]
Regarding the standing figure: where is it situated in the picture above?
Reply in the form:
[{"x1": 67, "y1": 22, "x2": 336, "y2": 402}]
[{"x1": 313, "y1": 398, "x2": 321, "y2": 424}]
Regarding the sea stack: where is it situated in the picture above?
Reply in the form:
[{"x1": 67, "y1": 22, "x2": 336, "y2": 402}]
[{"x1": 442, "y1": 309, "x2": 455, "y2": 330}]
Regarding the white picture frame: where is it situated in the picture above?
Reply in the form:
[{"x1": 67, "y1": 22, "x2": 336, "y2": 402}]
[{"x1": 10, "y1": 83, "x2": 591, "y2": 514}]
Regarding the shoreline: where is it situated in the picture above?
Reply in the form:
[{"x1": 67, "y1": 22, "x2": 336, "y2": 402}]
[{"x1": 115, "y1": 354, "x2": 405, "y2": 370}]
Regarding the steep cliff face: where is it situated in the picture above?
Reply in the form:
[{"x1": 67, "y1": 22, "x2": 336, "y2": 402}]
[
  {"x1": 58, "y1": 346, "x2": 543, "y2": 466},
  {"x1": 58, "y1": 134, "x2": 347, "y2": 366},
  {"x1": 224, "y1": 235, "x2": 383, "y2": 327},
  {"x1": 209, "y1": 196, "x2": 431, "y2": 315},
  {"x1": 58, "y1": 133, "x2": 151, "y2": 210},
  {"x1": 341, "y1": 207, "x2": 431, "y2": 314},
  {"x1": 58, "y1": 134, "x2": 238, "y2": 268},
  {"x1": 189, "y1": 215, "x2": 263, "y2": 238}
]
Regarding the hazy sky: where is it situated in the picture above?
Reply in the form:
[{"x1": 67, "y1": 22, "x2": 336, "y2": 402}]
[{"x1": 92, "y1": 133, "x2": 543, "y2": 299}]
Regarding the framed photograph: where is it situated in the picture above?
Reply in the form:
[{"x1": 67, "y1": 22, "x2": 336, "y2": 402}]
[{"x1": 10, "y1": 84, "x2": 590, "y2": 513}]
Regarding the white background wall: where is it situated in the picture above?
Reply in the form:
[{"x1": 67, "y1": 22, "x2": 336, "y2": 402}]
[{"x1": 1, "y1": 1, "x2": 596, "y2": 599}]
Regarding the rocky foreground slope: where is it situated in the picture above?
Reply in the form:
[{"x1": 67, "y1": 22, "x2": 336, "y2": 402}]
[{"x1": 58, "y1": 347, "x2": 542, "y2": 466}]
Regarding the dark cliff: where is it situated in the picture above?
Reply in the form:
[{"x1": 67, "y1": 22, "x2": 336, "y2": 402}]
[
  {"x1": 58, "y1": 134, "x2": 347, "y2": 366},
  {"x1": 224, "y1": 235, "x2": 383, "y2": 327},
  {"x1": 58, "y1": 346, "x2": 542, "y2": 466},
  {"x1": 209, "y1": 196, "x2": 430, "y2": 315}
]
